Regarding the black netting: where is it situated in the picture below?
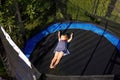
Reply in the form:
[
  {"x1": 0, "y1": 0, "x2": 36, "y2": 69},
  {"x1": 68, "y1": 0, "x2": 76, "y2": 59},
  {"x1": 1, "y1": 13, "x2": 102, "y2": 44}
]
[{"x1": 52, "y1": 0, "x2": 120, "y2": 37}]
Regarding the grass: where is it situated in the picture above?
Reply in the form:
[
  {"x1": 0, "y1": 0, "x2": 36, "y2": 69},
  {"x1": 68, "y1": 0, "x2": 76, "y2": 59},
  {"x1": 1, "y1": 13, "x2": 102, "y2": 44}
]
[
  {"x1": 108, "y1": 0, "x2": 120, "y2": 23},
  {"x1": 96, "y1": 0, "x2": 111, "y2": 16},
  {"x1": 65, "y1": 0, "x2": 111, "y2": 21}
]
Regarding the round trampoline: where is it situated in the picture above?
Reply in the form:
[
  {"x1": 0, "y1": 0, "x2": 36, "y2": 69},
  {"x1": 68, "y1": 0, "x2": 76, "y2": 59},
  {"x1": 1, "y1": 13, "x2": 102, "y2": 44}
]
[{"x1": 23, "y1": 22, "x2": 120, "y2": 76}]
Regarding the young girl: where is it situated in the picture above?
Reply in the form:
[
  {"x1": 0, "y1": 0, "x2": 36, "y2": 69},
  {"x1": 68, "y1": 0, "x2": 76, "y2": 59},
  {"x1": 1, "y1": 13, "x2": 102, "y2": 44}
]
[{"x1": 50, "y1": 31, "x2": 73, "y2": 69}]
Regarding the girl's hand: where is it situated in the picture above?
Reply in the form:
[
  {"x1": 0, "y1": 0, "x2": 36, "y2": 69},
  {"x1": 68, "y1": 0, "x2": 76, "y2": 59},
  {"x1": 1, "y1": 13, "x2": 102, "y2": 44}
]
[
  {"x1": 58, "y1": 31, "x2": 60, "y2": 35},
  {"x1": 68, "y1": 33, "x2": 73, "y2": 42},
  {"x1": 58, "y1": 31, "x2": 61, "y2": 41},
  {"x1": 71, "y1": 33, "x2": 73, "y2": 37}
]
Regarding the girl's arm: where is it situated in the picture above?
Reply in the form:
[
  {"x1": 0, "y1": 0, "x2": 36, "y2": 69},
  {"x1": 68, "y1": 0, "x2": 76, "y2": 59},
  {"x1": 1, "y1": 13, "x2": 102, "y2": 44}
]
[
  {"x1": 58, "y1": 31, "x2": 61, "y2": 41},
  {"x1": 67, "y1": 33, "x2": 73, "y2": 42}
]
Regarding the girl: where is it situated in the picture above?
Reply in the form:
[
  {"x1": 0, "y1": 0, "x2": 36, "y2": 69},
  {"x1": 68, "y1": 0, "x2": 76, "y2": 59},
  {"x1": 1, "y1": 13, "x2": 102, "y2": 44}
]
[{"x1": 50, "y1": 31, "x2": 73, "y2": 69}]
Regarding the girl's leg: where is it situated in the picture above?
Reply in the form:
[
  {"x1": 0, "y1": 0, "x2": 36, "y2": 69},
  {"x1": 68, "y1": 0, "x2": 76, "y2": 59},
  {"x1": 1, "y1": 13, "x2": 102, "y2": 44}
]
[
  {"x1": 54, "y1": 52, "x2": 64, "y2": 68},
  {"x1": 50, "y1": 52, "x2": 59, "y2": 69}
]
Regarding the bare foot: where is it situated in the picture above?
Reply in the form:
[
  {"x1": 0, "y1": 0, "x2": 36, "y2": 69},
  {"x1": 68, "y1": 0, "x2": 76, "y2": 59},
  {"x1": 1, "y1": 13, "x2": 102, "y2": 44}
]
[{"x1": 50, "y1": 65, "x2": 55, "y2": 69}]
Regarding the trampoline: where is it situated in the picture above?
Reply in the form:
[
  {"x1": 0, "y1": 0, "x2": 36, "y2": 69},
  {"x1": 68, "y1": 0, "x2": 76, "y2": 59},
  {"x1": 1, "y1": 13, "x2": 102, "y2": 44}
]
[{"x1": 23, "y1": 22, "x2": 120, "y2": 76}]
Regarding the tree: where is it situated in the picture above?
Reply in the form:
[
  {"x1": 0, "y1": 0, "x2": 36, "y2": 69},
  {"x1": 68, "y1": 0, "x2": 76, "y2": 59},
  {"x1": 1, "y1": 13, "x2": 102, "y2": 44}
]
[{"x1": 14, "y1": 0, "x2": 26, "y2": 46}]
